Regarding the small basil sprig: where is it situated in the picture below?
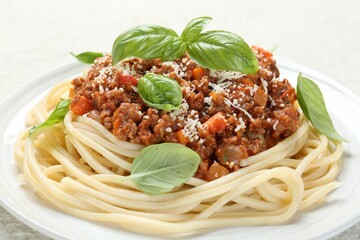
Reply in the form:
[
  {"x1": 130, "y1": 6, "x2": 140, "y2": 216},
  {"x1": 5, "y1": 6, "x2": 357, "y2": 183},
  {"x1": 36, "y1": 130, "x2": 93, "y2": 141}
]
[
  {"x1": 137, "y1": 73, "x2": 182, "y2": 111},
  {"x1": 70, "y1": 51, "x2": 103, "y2": 64},
  {"x1": 297, "y1": 73, "x2": 346, "y2": 142},
  {"x1": 29, "y1": 99, "x2": 71, "y2": 136},
  {"x1": 119, "y1": 143, "x2": 201, "y2": 195},
  {"x1": 112, "y1": 16, "x2": 258, "y2": 74}
]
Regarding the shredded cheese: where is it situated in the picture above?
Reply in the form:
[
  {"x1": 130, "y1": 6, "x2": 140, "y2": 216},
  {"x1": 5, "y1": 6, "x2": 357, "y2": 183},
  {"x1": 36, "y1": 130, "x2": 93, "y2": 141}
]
[
  {"x1": 131, "y1": 86, "x2": 138, "y2": 93},
  {"x1": 94, "y1": 65, "x2": 115, "y2": 84},
  {"x1": 261, "y1": 78, "x2": 268, "y2": 94},
  {"x1": 245, "y1": 85, "x2": 258, "y2": 97},
  {"x1": 162, "y1": 61, "x2": 187, "y2": 78},
  {"x1": 204, "y1": 96, "x2": 212, "y2": 105},
  {"x1": 235, "y1": 117, "x2": 246, "y2": 132},
  {"x1": 99, "y1": 85, "x2": 104, "y2": 93},
  {"x1": 182, "y1": 117, "x2": 201, "y2": 142},
  {"x1": 116, "y1": 62, "x2": 137, "y2": 77},
  {"x1": 209, "y1": 69, "x2": 245, "y2": 81},
  {"x1": 224, "y1": 98, "x2": 254, "y2": 122},
  {"x1": 273, "y1": 120, "x2": 279, "y2": 130}
]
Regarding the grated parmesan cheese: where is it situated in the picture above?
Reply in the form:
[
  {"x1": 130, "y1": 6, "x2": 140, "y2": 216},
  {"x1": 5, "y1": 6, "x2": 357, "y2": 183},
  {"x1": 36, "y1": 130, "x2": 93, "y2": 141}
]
[
  {"x1": 131, "y1": 86, "x2": 138, "y2": 93},
  {"x1": 99, "y1": 85, "x2": 104, "y2": 93},
  {"x1": 209, "y1": 69, "x2": 246, "y2": 81},
  {"x1": 245, "y1": 85, "x2": 258, "y2": 97},
  {"x1": 224, "y1": 98, "x2": 254, "y2": 121},
  {"x1": 261, "y1": 78, "x2": 268, "y2": 94},
  {"x1": 259, "y1": 66, "x2": 273, "y2": 77},
  {"x1": 162, "y1": 61, "x2": 187, "y2": 78},
  {"x1": 168, "y1": 99, "x2": 202, "y2": 142},
  {"x1": 234, "y1": 117, "x2": 246, "y2": 132},
  {"x1": 182, "y1": 117, "x2": 201, "y2": 142},
  {"x1": 209, "y1": 81, "x2": 232, "y2": 93},
  {"x1": 273, "y1": 120, "x2": 279, "y2": 130},
  {"x1": 94, "y1": 65, "x2": 115, "y2": 83},
  {"x1": 204, "y1": 96, "x2": 212, "y2": 105},
  {"x1": 116, "y1": 62, "x2": 137, "y2": 77}
]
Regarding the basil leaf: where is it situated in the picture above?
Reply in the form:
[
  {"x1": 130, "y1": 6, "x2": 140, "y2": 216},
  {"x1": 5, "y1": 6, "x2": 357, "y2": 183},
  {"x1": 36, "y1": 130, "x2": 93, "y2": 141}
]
[
  {"x1": 29, "y1": 99, "x2": 71, "y2": 136},
  {"x1": 297, "y1": 73, "x2": 347, "y2": 142},
  {"x1": 112, "y1": 25, "x2": 186, "y2": 65},
  {"x1": 296, "y1": 73, "x2": 310, "y2": 120},
  {"x1": 137, "y1": 73, "x2": 182, "y2": 111},
  {"x1": 181, "y1": 16, "x2": 212, "y2": 43},
  {"x1": 187, "y1": 30, "x2": 258, "y2": 74},
  {"x1": 123, "y1": 143, "x2": 201, "y2": 195},
  {"x1": 70, "y1": 51, "x2": 103, "y2": 64}
]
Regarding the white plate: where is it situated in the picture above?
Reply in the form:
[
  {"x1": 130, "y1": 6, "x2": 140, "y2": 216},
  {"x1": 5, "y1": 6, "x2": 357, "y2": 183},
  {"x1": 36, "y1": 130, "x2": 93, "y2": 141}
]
[{"x1": 0, "y1": 58, "x2": 360, "y2": 240}]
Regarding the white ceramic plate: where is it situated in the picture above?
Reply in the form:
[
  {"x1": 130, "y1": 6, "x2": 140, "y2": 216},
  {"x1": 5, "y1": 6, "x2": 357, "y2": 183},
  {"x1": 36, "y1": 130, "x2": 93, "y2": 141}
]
[{"x1": 0, "y1": 58, "x2": 360, "y2": 240}]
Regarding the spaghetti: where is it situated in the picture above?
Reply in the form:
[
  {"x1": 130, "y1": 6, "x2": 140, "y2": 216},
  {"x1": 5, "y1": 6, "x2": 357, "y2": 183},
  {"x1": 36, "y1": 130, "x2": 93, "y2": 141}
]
[{"x1": 14, "y1": 79, "x2": 343, "y2": 235}]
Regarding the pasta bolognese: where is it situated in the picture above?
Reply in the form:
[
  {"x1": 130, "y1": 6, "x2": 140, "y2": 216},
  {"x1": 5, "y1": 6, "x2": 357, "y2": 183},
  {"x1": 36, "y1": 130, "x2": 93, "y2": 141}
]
[{"x1": 14, "y1": 17, "x2": 343, "y2": 236}]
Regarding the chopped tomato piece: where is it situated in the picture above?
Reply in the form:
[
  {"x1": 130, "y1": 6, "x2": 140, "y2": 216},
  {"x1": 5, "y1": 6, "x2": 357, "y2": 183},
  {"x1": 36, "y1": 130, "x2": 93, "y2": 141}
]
[
  {"x1": 205, "y1": 162, "x2": 229, "y2": 181},
  {"x1": 176, "y1": 130, "x2": 189, "y2": 145},
  {"x1": 116, "y1": 72, "x2": 137, "y2": 85},
  {"x1": 192, "y1": 67, "x2": 205, "y2": 80},
  {"x1": 70, "y1": 95, "x2": 93, "y2": 115},
  {"x1": 203, "y1": 112, "x2": 227, "y2": 133}
]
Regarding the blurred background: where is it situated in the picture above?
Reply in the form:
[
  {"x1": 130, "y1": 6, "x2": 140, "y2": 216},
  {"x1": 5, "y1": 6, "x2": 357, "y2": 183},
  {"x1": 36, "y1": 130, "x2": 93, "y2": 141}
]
[{"x1": 0, "y1": 0, "x2": 359, "y2": 239}]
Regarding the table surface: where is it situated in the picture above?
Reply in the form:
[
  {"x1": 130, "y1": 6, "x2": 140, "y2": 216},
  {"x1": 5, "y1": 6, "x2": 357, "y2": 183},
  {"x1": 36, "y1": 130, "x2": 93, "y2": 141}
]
[{"x1": 0, "y1": 0, "x2": 359, "y2": 239}]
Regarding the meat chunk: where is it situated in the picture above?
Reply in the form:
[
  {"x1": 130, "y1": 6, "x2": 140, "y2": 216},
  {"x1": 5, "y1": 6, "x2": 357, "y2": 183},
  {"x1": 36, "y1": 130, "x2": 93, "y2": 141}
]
[{"x1": 113, "y1": 103, "x2": 142, "y2": 141}]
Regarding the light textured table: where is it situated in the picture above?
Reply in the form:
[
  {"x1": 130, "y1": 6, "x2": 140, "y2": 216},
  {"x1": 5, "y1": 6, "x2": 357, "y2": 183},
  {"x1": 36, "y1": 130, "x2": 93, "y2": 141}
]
[{"x1": 0, "y1": 0, "x2": 359, "y2": 239}]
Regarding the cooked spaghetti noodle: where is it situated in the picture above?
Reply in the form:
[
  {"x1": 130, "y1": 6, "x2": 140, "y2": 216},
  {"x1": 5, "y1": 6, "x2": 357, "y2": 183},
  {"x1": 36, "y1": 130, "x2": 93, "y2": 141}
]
[{"x1": 14, "y1": 79, "x2": 343, "y2": 235}]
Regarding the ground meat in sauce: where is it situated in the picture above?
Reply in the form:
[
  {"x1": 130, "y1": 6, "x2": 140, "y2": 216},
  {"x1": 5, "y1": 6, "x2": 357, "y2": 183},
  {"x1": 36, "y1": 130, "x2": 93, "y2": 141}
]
[{"x1": 70, "y1": 46, "x2": 299, "y2": 181}]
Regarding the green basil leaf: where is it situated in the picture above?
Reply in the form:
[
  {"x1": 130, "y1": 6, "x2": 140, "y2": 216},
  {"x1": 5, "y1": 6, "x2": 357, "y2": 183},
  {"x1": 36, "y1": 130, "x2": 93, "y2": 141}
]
[
  {"x1": 297, "y1": 73, "x2": 347, "y2": 142},
  {"x1": 296, "y1": 73, "x2": 311, "y2": 120},
  {"x1": 123, "y1": 143, "x2": 201, "y2": 195},
  {"x1": 181, "y1": 16, "x2": 212, "y2": 43},
  {"x1": 137, "y1": 73, "x2": 182, "y2": 111},
  {"x1": 187, "y1": 30, "x2": 258, "y2": 74},
  {"x1": 112, "y1": 25, "x2": 186, "y2": 65},
  {"x1": 29, "y1": 99, "x2": 71, "y2": 136},
  {"x1": 70, "y1": 51, "x2": 103, "y2": 64}
]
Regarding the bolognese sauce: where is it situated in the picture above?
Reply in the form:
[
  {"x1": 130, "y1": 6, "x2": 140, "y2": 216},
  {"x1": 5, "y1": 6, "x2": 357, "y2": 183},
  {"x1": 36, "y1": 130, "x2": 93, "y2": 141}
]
[{"x1": 70, "y1": 46, "x2": 299, "y2": 181}]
